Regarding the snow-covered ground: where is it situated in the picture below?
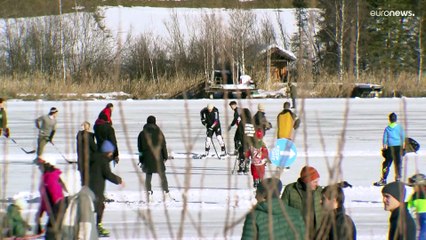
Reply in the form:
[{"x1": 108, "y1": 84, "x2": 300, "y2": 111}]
[{"x1": 1, "y1": 98, "x2": 426, "y2": 239}]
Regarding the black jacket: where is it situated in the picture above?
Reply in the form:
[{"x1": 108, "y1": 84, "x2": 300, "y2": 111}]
[
  {"x1": 137, "y1": 123, "x2": 168, "y2": 174},
  {"x1": 230, "y1": 107, "x2": 240, "y2": 128},
  {"x1": 253, "y1": 111, "x2": 272, "y2": 134},
  {"x1": 235, "y1": 108, "x2": 255, "y2": 151},
  {"x1": 200, "y1": 107, "x2": 221, "y2": 129},
  {"x1": 93, "y1": 123, "x2": 119, "y2": 158},
  {"x1": 388, "y1": 204, "x2": 416, "y2": 240},
  {"x1": 88, "y1": 152, "x2": 122, "y2": 198},
  {"x1": 315, "y1": 207, "x2": 357, "y2": 240}
]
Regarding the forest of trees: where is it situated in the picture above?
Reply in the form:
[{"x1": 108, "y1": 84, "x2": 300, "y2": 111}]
[{"x1": 0, "y1": 0, "x2": 424, "y2": 97}]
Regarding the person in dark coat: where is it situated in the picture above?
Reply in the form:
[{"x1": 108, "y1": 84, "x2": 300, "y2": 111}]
[
  {"x1": 315, "y1": 184, "x2": 356, "y2": 240},
  {"x1": 93, "y1": 103, "x2": 119, "y2": 162},
  {"x1": 0, "y1": 98, "x2": 10, "y2": 138},
  {"x1": 241, "y1": 177, "x2": 305, "y2": 240},
  {"x1": 200, "y1": 103, "x2": 226, "y2": 157},
  {"x1": 235, "y1": 108, "x2": 255, "y2": 174},
  {"x1": 227, "y1": 101, "x2": 241, "y2": 155},
  {"x1": 76, "y1": 121, "x2": 97, "y2": 186},
  {"x1": 138, "y1": 116, "x2": 173, "y2": 202},
  {"x1": 253, "y1": 103, "x2": 272, "y2": 136},
  {"x1": 281, "y1": 166, "x2": 323, "y2": 239},
  {"x1": 89, "y1": 140, "x2": 124, "y2": 237},
  {"x1": 382, "y1": 181, "x2": 416, "y2": 240}
]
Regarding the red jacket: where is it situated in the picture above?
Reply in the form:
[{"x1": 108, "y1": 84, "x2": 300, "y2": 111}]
[{"x1": 246, "y1": 144, "x2": 269, "y2": 166}]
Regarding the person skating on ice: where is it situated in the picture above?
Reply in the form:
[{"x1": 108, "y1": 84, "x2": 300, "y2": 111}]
[
  {"x1": 245, "y1": 129, "x2": 269, "y2": 187},
  {"x1": 374, "y1": 112, "x2": 405, "y2": 186},
  {"x1": 200, "y1": 103, "x2": 226, "y2": 158},
  {"x1": 88, "y1": 140, "x2": 124, "y2": 237},
  {"x1": 227, "y1": 101, "x2": 241, "y2": 155},
  {"x1": 137, "y1": 115, "x2": 174, "y2": 202},
  {"x1": 235, "y1": 108, "x2": 255, "y2": 174},
  {"x1": 93, "y1": 103, "x2": 120, "y2": 163},
  {"x1": 34, "y1": 107, "x2": 58, "y2": 161}
]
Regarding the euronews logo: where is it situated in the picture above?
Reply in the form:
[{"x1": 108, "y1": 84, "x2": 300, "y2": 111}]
[{"x1": 370, "y1": 10, "x2": 415, "y2": 17}]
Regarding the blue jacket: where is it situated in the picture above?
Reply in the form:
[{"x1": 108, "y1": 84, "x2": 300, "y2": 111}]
[{"x1": 383, "y1": 123, "x2": 405, "y2": 147}]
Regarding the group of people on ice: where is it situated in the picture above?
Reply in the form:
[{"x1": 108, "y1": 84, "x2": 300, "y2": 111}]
[
  {"x1": 239, "y1": 111, "x2": 425, "y2": 240},
  {"x1": 1, "y1": 97, "x2": 425, "y2": 239}
]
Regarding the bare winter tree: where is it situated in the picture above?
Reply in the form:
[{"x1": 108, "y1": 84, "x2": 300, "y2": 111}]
[
  {"x1": 227, "y1": 9, "x2": 257, "y2": 77},
  {"x1": 164, "y1": 10, "x2": 187, "y2": 77}
]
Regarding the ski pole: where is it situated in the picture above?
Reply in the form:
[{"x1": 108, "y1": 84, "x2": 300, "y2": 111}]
[
  {"x1": 7, "y1": 137, "x2": 36, "y2": 154},
  {"x1": 50, "y1": 142, "x2": 76, "y2": 164}
]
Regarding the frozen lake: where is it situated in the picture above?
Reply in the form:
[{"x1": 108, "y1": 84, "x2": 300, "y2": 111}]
[{"x1": 1, "y1": 97, "x2": 425, "y2": 239}]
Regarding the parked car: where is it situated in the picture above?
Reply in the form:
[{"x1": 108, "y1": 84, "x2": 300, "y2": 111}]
[{"x1": 351, "y1": 83, "x2": 383, "y2": 98}]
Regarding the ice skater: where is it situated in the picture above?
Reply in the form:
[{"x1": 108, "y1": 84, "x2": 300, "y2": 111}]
[
  {"x1": 200, "y1": 103, "x2": 226, "y2": 158},
  {"x1": 35, "y1": 107, "x2": 58, "y2": 160},
  {"x1": 374, "y1": 112, "x2": 405, "y2": 186},
  {"x1": 138, "y1": 116, "x2": 174, "y2": 202}
]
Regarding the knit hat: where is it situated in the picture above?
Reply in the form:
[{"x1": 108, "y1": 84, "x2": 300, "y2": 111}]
[
  {"x1": 283, "y1": 102, "x2": 291, "y2": 109},
  {"x1": 13, "y1": 197, "x2": 27, "y2": 210},
  {"x1": 256, "y1": 178, "x2": 283, "y2": 198},
  {"x1": 207, "y1": 103, "x2": 214, "y2": 110},
  {"x1": 300, "y1": 166, "x2": 320, "y2": 183},
  {"x1": 101, "y1": 140, "x2": 115, "y2": 153},
  {"x1": 382, "y1": 181, "x2": 406, "y2": 201},
  {"x1": 389, "y1": 112, "x2": 397, "y2": 122},
  {"x1": 147, "y1": 115, "x2": 156, "y2": 124},
  {"x1": 40, "y1": 155, "x2": 56, "y2": 166},
  {"x1": 258, "y1": 103, "x2": 265, "y2": 111},
  {"x1": 49, "y1": 107, "x2": 58, "y2": 114}
]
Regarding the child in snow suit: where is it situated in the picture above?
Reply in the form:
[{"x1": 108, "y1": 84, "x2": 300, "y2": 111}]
[
  {"x1": 35, "y1": 156, "x2": 68, "y2": 239},
  {"x1": 245, "y1": 129, "x2": 269, "y2": 188},
  {"x1": 2, "y1": 198, "x2": 31, "y2": 237},
  {"x1": 407, "y1": 173, "x2": 426, "y2": 240},
  {"x1": 374, "y1": 112, "x2": 405, "y2": 186}
]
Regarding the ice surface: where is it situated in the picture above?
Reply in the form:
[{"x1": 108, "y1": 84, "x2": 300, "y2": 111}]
[{"x1": 1, "y1": 97, "x2": 425, "y2": 239}]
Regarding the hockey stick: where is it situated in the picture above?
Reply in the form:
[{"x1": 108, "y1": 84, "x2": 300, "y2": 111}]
[
  {"x1": 7, "y1": 137, "x2": 36, "y2": 154},
  {"x1": 231, "y1": 156, "x2": 238, "y2": 174},
  {"x1": 210, "y1": 138, "x2": 221, "y2": 160},
  {"x1": 50, "y1": 142, "x2": 76, "y2": 164}
]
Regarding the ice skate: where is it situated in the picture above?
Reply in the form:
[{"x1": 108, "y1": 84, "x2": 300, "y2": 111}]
[
  {"x1": 97, "y1": 223, "x2": 110, "y2": 237},
  {"x1": 373, "y1": 179, "x2": 386, "y2": 186}
]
